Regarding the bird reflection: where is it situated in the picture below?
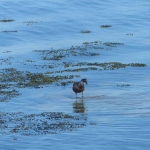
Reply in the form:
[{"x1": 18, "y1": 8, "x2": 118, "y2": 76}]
[{"x1": 73, "y1": 98, "x2": 85, "y2": 113}]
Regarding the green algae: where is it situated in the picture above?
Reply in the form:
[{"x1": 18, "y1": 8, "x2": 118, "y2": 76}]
[
  {"x1": 55, "y1": 67, "x2": 98, "y2": 73},
  {"x1": 83, "y1": 42, "x2": 90, "y2": 45},
  {"x1": 117, "y1": 84, "x2": 130, "y2": 87},
  {"x1": 0, "y1": 19, "x2": 15, "y2": 22},
  {"x1": 80, "y1": 30, "x2": 91, "y2": 33},
  {"x1": 0, "y1": 57, "x2": 13, "y2": 66},
  {"x1": 103, "y1": 42, "x2": 124, "y2": 47},
  {"x1": 0, "y1": 68, "x2": 76, "y2": 88},
  {"x1": 126, "y1": 33, "x2": 133, "y2": 36},
  {"x1": 2, "y1": 30, "x2": 17, "y2": 33},
  {"x1": 23, "y1": 21, "x2": 42, "y2": 26},
  {"x1": 0, "y1": 89, "x2": 20, "y2": 102},
  {"x1": 101, "y1": 25, "x2": 112, "y2": 28},
  {"x1": 2, "y1": 51, "x2": 11, "y2": 53},
  {"x1": 0, "y1": 112, "x2": 88, "y2": 135},
  {"x1": 56, "y1": 62, "x2": 146, "y2": 71},
  {"x1": 0, "y1": 68, "x2": 78, "y2": 101},
  {"x1": 26, "y1": 60, "x2": 35, "y2": 62},
  {"x1": 0, "y1": 51, "x2": 146, "y2": 102},
  {"x1": 34, "y1": 40, "x2": 120, "y2": 61},
  {"x1": 0, "y1": 40, "x2": 146, "y2": 102},
  {"x1": 33, "y1": 43, "x2": 101, "y2": 61}
]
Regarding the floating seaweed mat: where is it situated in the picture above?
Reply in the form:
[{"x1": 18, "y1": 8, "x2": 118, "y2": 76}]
[{"x1": 0, "y1": 112, "x2": 88, "y2": 136}]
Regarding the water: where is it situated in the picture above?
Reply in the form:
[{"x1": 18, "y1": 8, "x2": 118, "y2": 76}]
[{"x1": 0, "y1": 0, "x2": 150, "y2": 150}]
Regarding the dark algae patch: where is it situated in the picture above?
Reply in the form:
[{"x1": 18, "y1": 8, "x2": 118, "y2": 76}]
[
  {"x1": 103, "y1": 42, "x2": 124, "y2": 47},
  {"x1": 33, "y1": 41, "x2": 123, "y2": 61},
  {"x1": 126, "y1": 33, "x2": 133, "y2": 36},
  {"x1": 0, "y1": 112, "x2": 88, "y2": 135},
  {"x1": 0, "y1": 19, "x2": 15, "y2": 22},
  {"x1": 0, "y1": 40, "x2": 146, "y2": 102},
  {"x1": 0, "y1": 68, "x2": 77, "y2": 101},
  {"x1": 70, "y1": 62, "x2": 145, "y2": 68},
  {"x1": 0, "y1": 57, "x2": 13, "y2": 66},
  {"x1": 80, "y1": 30, "x2": 91, "y2": 33},
  {"x1": 0, "y1": 62, "x2": 146, "y2": 102},
  {"x1": 52, "y1": 62, "x2": 146, "y2": 73},
  {"x1": 33, "y1": 43, "x2": 102, "y2": 61},
  {"x1": 0, "y1": 89, "x2": 20, "y2": 102},
  {"x1": 0, "y1": 37, "x2": 147, "y2": 138},
  {"x1": 0, "y1": 68, "x2": 75, "y2": 87},
  {"x1": 117, "y1": 84, "x2": 130, "y2": 87},
  {"x1": 2, "y1": 51, "x2": 11, "y2": 53},
  {"x1": 2, "y1": 30, "x2": 17, "y2": 33},
  {"x1": 23, "y1": 21, "x2": 43, "y2": 26},
  {"x1": 101, "y1": 25, "x2": 112, "y2": 28}
]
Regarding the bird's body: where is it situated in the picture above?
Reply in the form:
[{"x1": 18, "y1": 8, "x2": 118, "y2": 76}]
[{"x1": 72, "y1": 78, "x2": 87, "y2": 97}]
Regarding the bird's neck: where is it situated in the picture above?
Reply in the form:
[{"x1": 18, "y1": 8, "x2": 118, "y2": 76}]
[{"x1": 78, "y1": 81, "x2": 84, "y2": 87}]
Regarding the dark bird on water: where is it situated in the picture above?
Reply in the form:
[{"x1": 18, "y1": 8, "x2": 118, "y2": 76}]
[{"x1": 72, "y1": 78, "x2": 88, "y2": 97}]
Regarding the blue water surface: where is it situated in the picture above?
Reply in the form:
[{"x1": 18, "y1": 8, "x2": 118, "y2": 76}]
[{"x1": 0, "y1": 0, "x2": 150, "y2": 150}]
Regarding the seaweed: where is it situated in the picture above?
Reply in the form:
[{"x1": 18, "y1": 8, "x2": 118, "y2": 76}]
[
  {"x1": 80, "y1": 30, "x2": 91, "y2": 33},
  {"x1": 0, "y1": 40, "x2": 146, "y2": 102},
  {"x1": 126, "y1": 33, "x2": 133, "y2": 36},
  {"x1": 101, "y1": 25, "x2": 112, "y2": 28},
  {"x1": 2, "y1": 31, "x2": 17, "y2": 33},
  {"x1": 23, "y1": 21, "x2": 42, "y2": 26},
  {"x1": 117, "y1": 84, "x2": 130, "y2": 87},
  {"x1": 0, "y1": 19, "x2": 15, "y2": 22},
  {"x1": 0, "y1": 68, "x2": 78, "y2": 101},
  {"x1": 0, "y1": 112, "x2": 88, "y2": 135}
]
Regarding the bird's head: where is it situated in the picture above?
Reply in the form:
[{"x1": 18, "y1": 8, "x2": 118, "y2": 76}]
[{"x1": 81, "y1": 78, "x2": 88, "y2": 84}]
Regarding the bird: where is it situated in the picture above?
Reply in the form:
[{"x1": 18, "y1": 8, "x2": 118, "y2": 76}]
[{"x1": 72, "y1": 78, "x2": 88, "y2": 97}]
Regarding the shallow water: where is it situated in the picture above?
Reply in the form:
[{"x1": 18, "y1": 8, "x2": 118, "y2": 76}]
[{"x1": 0, "y1": 0, "x2": 150, "y2": 150}]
